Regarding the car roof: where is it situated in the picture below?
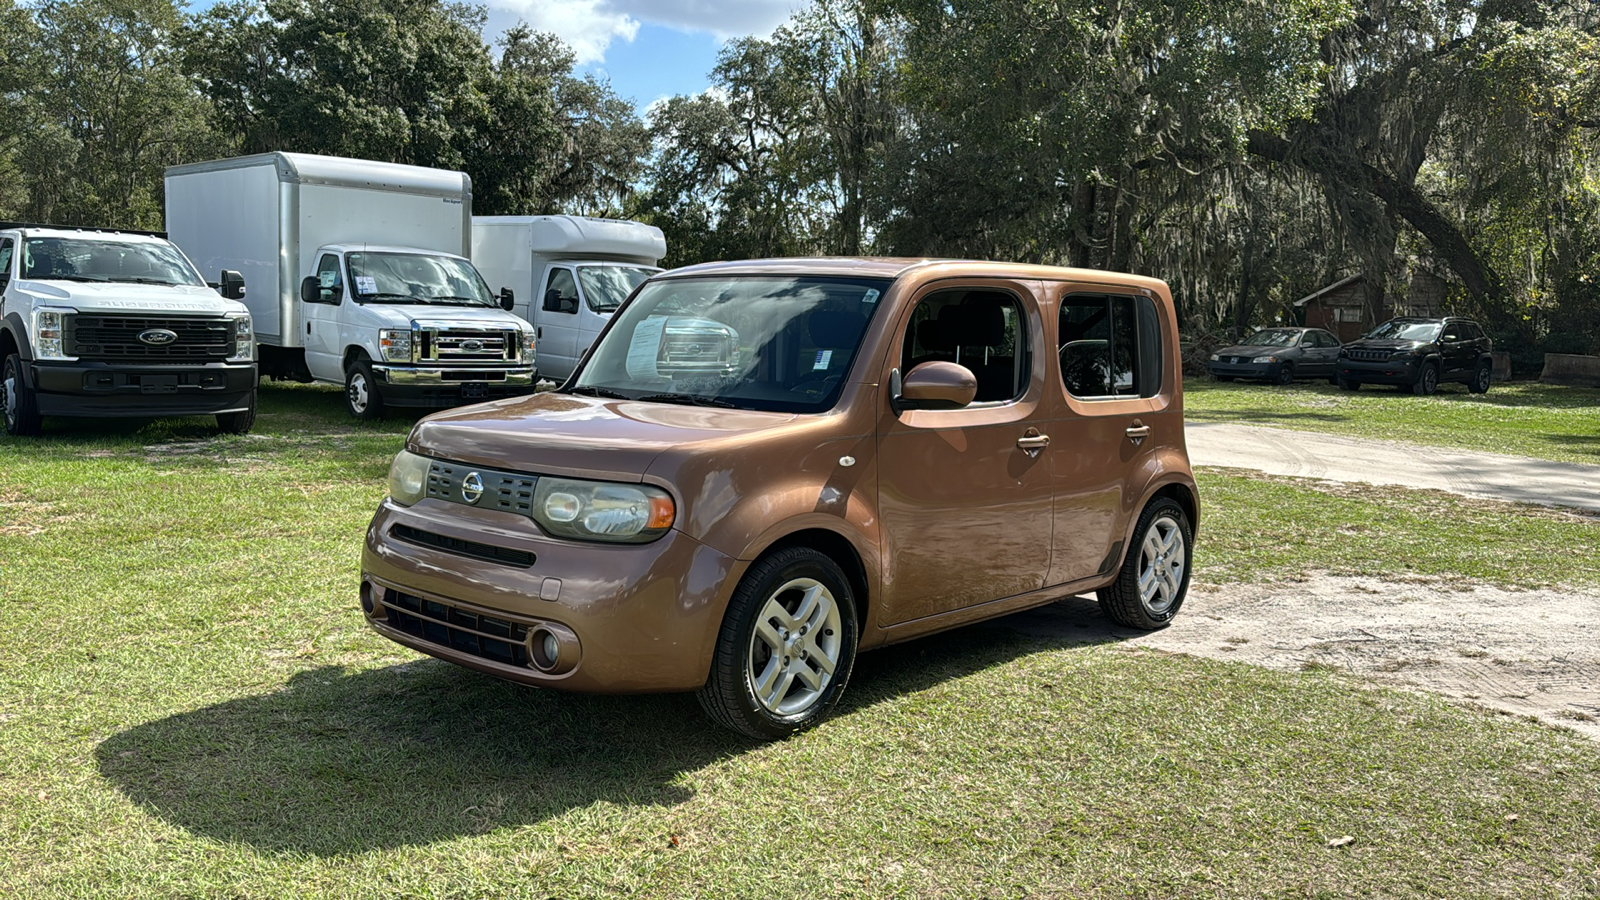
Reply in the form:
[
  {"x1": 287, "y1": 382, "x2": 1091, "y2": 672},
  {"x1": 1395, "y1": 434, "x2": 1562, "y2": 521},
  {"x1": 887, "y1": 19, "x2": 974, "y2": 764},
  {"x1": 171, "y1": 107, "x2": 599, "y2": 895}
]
[{"x1": 658, "y1": 256, "x2": 1170, "y2": 293}]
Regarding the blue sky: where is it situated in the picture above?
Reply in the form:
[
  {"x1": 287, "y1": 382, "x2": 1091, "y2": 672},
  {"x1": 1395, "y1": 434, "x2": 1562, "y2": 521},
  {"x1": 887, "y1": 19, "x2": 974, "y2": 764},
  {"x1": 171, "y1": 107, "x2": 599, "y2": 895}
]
[{"x1": 480, "y1": 0, "x2": 802, "y2": 113}]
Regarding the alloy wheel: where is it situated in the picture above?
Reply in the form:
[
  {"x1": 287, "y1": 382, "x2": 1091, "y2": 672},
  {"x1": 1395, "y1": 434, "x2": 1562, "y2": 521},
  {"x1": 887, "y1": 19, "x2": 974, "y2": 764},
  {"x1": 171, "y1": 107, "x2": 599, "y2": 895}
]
[
  {"x1": 1137, "y1": 515, "x2": 1186, "y2": 616},
  {"x1": 747, "y1": 577, "x2": 844, "y2": 715}
]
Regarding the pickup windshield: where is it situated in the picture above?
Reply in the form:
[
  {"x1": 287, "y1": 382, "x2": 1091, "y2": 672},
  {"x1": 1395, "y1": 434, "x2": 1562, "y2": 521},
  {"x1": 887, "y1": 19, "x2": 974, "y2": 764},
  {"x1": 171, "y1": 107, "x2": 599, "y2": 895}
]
[
  {"x1": 22, "y1": 237, "x2": 204, "y2": 286},
  {"x1": 347, "y1": 251, "x2": 496, "y2": 307},
  {"x1": 570, "y1": 275, "x2": 890, "y2": 413},
  {"x1": 577, "y1": 265, "x2": 657, "y2": 312},
  {"x1": 1366, "y1": 319, "x2": 1441, "y2": 342}
]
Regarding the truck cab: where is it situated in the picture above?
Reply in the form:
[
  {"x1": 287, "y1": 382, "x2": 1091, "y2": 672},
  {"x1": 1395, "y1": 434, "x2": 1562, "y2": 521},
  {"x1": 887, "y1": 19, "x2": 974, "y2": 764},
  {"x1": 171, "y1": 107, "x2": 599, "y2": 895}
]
[
  {"x1": 472, "y1": 216, "x2": 665, "y2": 381},
  {"x1": 0, "y1": 224, "x2": 257, "y2": 436}
]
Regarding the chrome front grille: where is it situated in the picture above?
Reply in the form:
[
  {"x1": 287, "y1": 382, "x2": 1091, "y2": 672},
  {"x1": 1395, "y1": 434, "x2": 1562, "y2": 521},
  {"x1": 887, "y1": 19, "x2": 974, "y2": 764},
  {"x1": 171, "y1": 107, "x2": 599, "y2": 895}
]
[
  {"x1": 68, "y1": 315, "x2": 232, "y2": 362},
  {"x1": 425, "y1": 461, "x2": 537, "y2": 514},
  {"x1": 417, "y1": 327, "x2": 518, "y2": 364}
]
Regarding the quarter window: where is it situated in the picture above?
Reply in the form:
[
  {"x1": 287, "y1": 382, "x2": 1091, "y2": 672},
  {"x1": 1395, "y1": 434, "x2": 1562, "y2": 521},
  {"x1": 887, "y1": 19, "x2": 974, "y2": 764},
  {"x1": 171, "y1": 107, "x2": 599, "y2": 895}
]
[
  {"x1": 1059, "y1": 294, "x2": 1163, "y2": 399},
  {"x1": 900, "y1": 289, "x2": 1029, "y2": 403}
]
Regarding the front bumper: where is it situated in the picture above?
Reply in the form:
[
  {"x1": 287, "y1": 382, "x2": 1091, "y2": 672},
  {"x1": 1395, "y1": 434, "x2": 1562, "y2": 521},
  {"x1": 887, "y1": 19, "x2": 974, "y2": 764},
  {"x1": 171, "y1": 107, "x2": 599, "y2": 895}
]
[
  {"x1": 360, "y1": 497, "x2": 744, "y2": 693},
  {"x1": 370, "y1": 365, "x2": 538, "y2": 408},
  {"x1": 1337, "y1": 357, "x2": 1422, "y2": 385},
  {"x1": 1207, "y1": 359, "x2": 1286, "y2": 380},
  {"x1": 29, "y1": 359, "x2": 257, "y2": 417}
]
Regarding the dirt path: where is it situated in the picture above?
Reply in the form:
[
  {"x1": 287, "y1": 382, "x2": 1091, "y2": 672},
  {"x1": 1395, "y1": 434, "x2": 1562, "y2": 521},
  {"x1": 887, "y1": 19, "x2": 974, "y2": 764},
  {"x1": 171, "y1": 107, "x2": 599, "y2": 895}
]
[{"x1": 996, "y1": 575, "x2": 1600, "y2": 741}]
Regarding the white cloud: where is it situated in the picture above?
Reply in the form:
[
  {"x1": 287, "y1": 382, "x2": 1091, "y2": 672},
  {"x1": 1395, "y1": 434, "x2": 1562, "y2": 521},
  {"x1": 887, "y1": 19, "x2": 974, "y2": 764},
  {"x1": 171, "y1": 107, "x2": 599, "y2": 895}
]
[
  {"x1": 491, "y1": 0, "x2": 641, "y2": 64},
  {"x1": 490, "y1": 0, "x2": 798, "y2": 63}
]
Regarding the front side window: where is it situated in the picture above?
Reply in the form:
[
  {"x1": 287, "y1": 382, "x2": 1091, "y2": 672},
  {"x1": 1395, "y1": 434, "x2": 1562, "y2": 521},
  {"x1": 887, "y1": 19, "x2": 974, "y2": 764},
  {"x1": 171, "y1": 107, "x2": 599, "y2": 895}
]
[
  {"x1": 1059, "y1": 294, "x2": 1163, "y2": 399},
  {"x1": 0, "y1": 239, "x2": 13, "y2": 284},
  {"x1": 21, "y1": 237, "x2": 204, "y2": 286},
  {"x1": 577, "y1": 265, "x2": 656, "y2": 313},
  {"x1": 544, "y1": 267, "x2": 580, "y2": 314},
  {"x1": 900, "y1": 289, "x2": 1028, "y2": 403},
  {"x1": 313, "y1": 253, "x2": 343, "y2": 303},
  {"x1": 571, "y1": 275, "x2": 889, "y2": 413},
  {"x1": 346, "y1": 252, "x2": 495, "y2": 306}
]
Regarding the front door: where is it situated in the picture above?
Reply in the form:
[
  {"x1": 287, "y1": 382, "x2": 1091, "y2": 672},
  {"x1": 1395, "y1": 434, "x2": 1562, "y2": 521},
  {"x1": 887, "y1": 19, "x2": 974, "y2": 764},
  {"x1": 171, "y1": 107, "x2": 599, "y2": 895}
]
[
  {"x1": 302, "y1": 252, "x2": 346, "y2": 382},
  {"x1": 537, "y1": 265, "x2": 582, "y2": 378},
  {"x1": 875, "y1": 282, "x2": 1055, "y2": 626}
]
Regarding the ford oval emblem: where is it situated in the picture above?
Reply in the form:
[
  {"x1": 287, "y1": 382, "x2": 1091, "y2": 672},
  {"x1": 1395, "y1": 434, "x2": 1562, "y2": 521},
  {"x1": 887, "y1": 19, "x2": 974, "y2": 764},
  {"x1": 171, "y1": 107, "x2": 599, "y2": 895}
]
[
  {"x1": 460, "y1": 472, "x2": 484, "y2": 504},
  {"x1": 462, "y1": 339, "x2": 485, "y2": 352},
  {"x1": 138, "y1": 328, "x2": 179, "y2": 346}
]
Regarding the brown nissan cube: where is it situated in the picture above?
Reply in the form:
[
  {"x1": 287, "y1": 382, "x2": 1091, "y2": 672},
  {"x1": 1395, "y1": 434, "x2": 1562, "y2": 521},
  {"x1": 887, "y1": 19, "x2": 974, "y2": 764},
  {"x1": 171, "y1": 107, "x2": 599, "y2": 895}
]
[{"x1": 361, "y1": 258, "x2": 1198, "y2": 739}]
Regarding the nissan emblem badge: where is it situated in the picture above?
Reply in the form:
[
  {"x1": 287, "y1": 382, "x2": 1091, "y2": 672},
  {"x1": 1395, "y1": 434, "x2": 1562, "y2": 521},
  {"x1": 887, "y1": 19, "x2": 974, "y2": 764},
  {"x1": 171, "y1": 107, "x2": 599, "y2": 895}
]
[{"x1": 461, "y1": 472, "x2": 485, "y2": 504}]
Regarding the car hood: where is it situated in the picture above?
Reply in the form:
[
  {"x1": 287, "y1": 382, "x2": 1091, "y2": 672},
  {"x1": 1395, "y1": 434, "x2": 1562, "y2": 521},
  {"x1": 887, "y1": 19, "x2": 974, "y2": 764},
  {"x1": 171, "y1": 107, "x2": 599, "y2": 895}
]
[
  {"x1": 407, "y1": 391, "x2": 798, "y2": 482},
  {"x1": 1346, "y1": 339, "x2": 1428, "y2": 351},
  {"x1": 359, "y1": 303, "x2": 531, "y2": 331},
  {"x1": 15, "y1": 280, "x2": 247, "y2": 315}
]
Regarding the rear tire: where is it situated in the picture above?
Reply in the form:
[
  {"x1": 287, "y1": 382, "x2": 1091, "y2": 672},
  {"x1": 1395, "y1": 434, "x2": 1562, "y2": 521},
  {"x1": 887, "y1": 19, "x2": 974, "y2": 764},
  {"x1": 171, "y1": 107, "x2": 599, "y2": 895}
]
[
  {"x1": 215, "y1": 391, "x2": 257, "y2": 435},
  {"x1": 697, "y1": 547, "x2": 859, "y2": 740},
  {"x1": 1469, "y1": 361, "x2": 1491, "y2": 394},
  {"x1": 2, "y1": 352, "x2": 41, "y2": 437},
  {"x1": 1098, "y1": 498, "x2": 1192, "y2": 630},
  {"x1": 345, "y1": 359, "x2": 384, "y2": 420}
]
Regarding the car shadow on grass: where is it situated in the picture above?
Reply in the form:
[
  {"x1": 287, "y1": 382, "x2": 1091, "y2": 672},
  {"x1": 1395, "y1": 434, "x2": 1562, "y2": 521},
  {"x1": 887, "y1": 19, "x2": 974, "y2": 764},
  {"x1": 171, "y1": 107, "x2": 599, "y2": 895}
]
[{"x1": 95, "y1": 595, "x2": 1133, "y2": 856}]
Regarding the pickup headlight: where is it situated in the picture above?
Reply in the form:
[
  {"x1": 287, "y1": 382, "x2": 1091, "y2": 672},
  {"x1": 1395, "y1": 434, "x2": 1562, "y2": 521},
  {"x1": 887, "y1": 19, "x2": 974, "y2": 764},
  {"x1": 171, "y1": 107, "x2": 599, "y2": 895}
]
[
  {"x1": 520, "y1": 329, "x2": 536, "y2": 363},
  {"x1": 532, "y1": 477, "x2": 674, "y2": 543},
  {"x1": 31, "y1": 307, "x2": 75, "y2": 361},
  {"x1": 388, "y1": 450, "x2": 430, "y2": 506},
  {"x1": 379, "y1": 327, "x2": 414, "y2": 363},
  {"x1": 228, "y1": 313, "x2": 254, "y2": 361}
]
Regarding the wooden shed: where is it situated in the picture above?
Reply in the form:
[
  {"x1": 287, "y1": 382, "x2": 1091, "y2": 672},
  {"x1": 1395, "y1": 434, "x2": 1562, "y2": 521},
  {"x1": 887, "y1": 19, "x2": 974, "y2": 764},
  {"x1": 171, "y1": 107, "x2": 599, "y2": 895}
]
[{"x1": 1294, "y1": 275, "x2": 1371, "y2": 342}]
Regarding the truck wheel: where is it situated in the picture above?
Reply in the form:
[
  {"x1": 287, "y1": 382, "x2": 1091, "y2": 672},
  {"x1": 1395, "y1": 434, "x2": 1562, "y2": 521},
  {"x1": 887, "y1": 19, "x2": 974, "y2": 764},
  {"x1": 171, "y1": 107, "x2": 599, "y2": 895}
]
[
  {"x1": 1469, "y1": 361, "x2": 1491, "y2": 394},
  {"x1": 216, "y1": 391, "x2": 257, "y2": 435},
  {"x1": 1097, "y1": 497, "x2": 1192, "y2": 630},
  {"x1": 697, "y1": 547, "x2": 859, "y2": 741},
  {"x1": 2, "y1": 353, "x2": 42, "y2": 436},
  {"x1": 345, "y1": 360, "x2": 384, "y2": 420}
]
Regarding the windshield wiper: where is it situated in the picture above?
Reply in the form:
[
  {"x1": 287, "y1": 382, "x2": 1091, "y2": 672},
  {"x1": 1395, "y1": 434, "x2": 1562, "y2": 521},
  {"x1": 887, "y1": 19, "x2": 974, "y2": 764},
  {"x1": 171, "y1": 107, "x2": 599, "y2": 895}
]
[
  {"x1": 358, "y1": 292, "x2": 419, "y2": 303},
  {"x1": 426, "y1": 295, "x2": 489, "y2": 305},
  {"x1": 34, "y1": 274, "x2": 105, "y2": 282},
  {"x1": 110, "y1": 277, "x2": 181, "y2": 286},
  {"x1": 565, "y1": 385, "x2": 631, "y2": 400},
  {"x1": 635, "y1": 393, "x2": 738, "y2": 408}
]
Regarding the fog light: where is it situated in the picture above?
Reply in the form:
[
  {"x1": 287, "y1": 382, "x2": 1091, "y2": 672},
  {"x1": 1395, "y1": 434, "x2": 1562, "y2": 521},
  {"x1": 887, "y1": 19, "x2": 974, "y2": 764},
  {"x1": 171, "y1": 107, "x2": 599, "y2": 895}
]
[{"x1": 542, "y1": 632, "x2": 560, "y2": 665}]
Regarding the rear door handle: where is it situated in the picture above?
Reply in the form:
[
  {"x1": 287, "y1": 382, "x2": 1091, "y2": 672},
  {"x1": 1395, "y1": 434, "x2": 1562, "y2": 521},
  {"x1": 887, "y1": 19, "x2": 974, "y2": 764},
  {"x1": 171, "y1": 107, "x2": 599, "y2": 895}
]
[
  {"x1": 1017, "y1": 429, "x2": 1050, "y2": 457},
  {"x1": 1126, "y1": 423, "x2": 1151, "y2": 445}
]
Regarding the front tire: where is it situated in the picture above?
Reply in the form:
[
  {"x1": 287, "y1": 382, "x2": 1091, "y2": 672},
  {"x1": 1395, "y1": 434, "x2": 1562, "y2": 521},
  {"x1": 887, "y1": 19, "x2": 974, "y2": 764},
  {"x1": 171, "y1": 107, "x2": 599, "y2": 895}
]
[
  {"x1": 1098, "y1": 497, "x2": 1193, "y2": 630},
  {"x1": 2, "y1": 352, "x2": 41, "y2": 436},
  {"x1": 215, "y1": 391, "x2": 257, "y2": 435},
  {"x1": 345, "y1": 359, "x2": 384, "y2": 420},
  {"x1": 1274, "y1": 362, "x2": 1295, "y2": 386},
  {"x1": 1469, "y1": 361, "x2": 1491, "y2": 394},
  {"x1": 697, "y1": 547, "x2": 859, "y2": 741},
  {"x1": 1412, "y1": 362, "x2": 1439, "y2": 396},
  {"x1": 1338, "y1": 376, "x2": 1360, "y2": 391}
]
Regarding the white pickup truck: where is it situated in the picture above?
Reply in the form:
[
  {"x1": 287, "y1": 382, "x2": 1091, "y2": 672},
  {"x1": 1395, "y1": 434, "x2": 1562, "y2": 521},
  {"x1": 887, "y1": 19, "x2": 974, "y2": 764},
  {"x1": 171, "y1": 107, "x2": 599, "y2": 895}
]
[{"x1": 0, "y1": 223, "x2": 257, "y2": 436}]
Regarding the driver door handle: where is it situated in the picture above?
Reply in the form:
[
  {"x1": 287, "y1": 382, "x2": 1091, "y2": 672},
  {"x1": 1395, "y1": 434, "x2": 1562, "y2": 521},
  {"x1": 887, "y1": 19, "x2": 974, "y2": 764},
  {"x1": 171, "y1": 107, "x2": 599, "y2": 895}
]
[{"x1": 1017, "y1": 429, "x2": 1050, "y2": 458}]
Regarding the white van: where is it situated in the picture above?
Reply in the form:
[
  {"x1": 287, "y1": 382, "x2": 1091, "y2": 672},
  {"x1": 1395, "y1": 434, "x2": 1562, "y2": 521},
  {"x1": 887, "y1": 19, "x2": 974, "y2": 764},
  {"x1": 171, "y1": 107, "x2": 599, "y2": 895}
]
[
  {"x1": 166, "y1": 153, "x2": 537, "y2": 418},
  {"x1": 472, "y1": 216, "x2": 664, "y2": 381}
]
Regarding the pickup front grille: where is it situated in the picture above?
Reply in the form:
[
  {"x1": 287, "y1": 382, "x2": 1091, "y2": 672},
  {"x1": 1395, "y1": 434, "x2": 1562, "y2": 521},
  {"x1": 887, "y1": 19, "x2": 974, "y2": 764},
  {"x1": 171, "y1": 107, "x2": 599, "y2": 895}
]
[
  {"x1": 378, "y1": 587, "x2": 532, "y2": 668},
  {"x1": 417, "y1": 328, "x2": 518, "y2": 365},
  {"x1": 68, "y1": 315, "x2": 232, "y2": 362}
]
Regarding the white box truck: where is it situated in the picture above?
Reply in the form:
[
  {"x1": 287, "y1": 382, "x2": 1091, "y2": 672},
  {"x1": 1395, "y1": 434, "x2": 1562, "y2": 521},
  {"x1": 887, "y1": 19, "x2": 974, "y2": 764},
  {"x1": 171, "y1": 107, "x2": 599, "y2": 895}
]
[
  {"x1": 165, "y1": 153, "x2": 537, "y2": 419},
  {"x1": 471, "y1": 216, "x2": 664, "y2": 381}
]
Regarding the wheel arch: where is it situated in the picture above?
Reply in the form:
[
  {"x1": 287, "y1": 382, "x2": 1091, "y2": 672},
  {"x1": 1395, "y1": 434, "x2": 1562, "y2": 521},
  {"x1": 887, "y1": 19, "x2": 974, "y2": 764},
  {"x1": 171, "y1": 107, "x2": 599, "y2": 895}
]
[
  {"x1": 2, "y1": 313, "x2": 30, "y2": 361},
  {"x1": 343, "y1": 344, "x2": 372, "y2": 370},
  {"x1": 753, "y1": 527, "x2": 872, "y2": 636}
]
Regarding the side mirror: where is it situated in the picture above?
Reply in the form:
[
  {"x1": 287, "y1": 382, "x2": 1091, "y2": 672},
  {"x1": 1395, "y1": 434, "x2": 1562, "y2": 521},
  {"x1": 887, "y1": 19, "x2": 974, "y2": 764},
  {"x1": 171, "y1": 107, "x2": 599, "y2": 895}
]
[
  {"x1": 500, "y1": 286, "x2": 515, "y2": 311},
  {"x1": 543, "y1": 288, "x2": 564, "y2": 312},
  {"x1": 219, "y1": 270, "x2": 246, "y2": 300},
  {"x1": 300, "y1": 275, "x2": 320, "y2": 304},
  {"x1": 893, "y1": 361, "x2": 977, "y2": 412}
]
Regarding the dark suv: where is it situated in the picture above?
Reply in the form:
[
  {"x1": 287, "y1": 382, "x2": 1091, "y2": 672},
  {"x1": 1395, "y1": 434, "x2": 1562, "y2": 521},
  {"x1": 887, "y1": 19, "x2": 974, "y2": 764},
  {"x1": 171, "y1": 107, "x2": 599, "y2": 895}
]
[{"x1": 1336, "y1": 316, "x2": 1492, "y2": 395}]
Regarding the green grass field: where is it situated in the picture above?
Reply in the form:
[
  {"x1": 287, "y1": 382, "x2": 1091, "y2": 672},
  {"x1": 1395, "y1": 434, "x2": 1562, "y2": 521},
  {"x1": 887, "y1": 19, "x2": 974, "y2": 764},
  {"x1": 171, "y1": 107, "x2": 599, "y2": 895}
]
[
  {"x1": 1, "y1": 383, "x2": 1597, "y2": 898},
  {"x1": 1185, "y1": 379, "x2": 1600, "y2": 465}
]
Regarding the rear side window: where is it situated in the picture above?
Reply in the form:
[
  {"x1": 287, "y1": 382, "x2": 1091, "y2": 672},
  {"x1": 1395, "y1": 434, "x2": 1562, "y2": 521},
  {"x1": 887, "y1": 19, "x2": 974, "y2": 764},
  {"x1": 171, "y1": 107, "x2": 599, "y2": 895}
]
[{"x1": 1059, "y1": 294, "x2": 1163, "y2": 398}]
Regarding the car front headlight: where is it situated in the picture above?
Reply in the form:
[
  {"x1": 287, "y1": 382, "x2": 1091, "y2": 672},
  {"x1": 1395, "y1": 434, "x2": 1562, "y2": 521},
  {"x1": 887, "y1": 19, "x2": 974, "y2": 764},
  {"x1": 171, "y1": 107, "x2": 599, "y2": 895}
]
[
  {"x1": 1251, "y1": 356, "x2": 1277, "y2": 364},
  {"x1": 532, "y1": 477, "x2": 675, "y2": 543},
  {"x1": 31, "y1": 307, "x2": 75, "y2": 361},
  {"x1": 379, "y1": 327, "x2": 414, "y2": 363},
  {"x1": 228, "y1": 312, "x2": 254, "y2": 361},
  {"x1": 1208, "y1": 353, "x2": 1220, "y2": 362},
  {"x1": 388, "y1": 450, "x2": 430, "y2": 506},
  {"x1": 520, "y1": 329, "x2": 536, "y2": 363}
]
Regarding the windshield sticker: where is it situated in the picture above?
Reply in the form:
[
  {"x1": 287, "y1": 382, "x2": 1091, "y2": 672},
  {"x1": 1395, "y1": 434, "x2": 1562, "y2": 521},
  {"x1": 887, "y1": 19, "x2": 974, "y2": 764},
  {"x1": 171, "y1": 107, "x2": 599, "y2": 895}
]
[
  {"x1": 862, "y1": 289, "x2": 879, "y2": 305},
  {"x1": 813, "y1": 349, "x2": 833, "y2": 371},
  {"x1": 626, "y1": 316, "x2": 666, "y2": 379},
  {"x1": 354, "y1": 275, "x2": 378, "y2": 295}
]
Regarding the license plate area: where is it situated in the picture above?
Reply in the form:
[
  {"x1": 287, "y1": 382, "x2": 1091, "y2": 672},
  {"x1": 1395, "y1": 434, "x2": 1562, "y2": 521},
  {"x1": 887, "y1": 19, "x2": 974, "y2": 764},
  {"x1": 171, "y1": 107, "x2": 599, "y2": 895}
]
[{"x1": 140, "y1": 374, "x2": 179, "y2": 394}]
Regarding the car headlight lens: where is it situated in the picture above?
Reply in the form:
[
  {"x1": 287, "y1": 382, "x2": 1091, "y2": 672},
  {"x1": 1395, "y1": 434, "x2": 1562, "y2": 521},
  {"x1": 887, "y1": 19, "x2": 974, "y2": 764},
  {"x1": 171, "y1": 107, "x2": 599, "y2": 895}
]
[
  {"x1": 1391, "y1": 349, "x2": 1417, "y2": 361},
  {"x1": 228, "y1": 312, "x2": 254, "y2": 361},
  {"x1": 379, "y1": 327, "x2": 414, "y2": 363},
  {"x1": 1208, "y1": 353, "x2": 1220, "y2": 362},
  {"x1": 32, "y1": 307, "x2": 74, "y2": 360},
  {"x1": 1251, "y1": 356, "x2": 1277, "y2": 364},
  {"x1": 388, "y1": 450, "x2": 430, "y2": 506},
  {"x1": 531, "y1": 477, "x2": 674, "y2": 542},
  {"x1": 520, "y1": 329, "x2": 536, "y2": 363}
]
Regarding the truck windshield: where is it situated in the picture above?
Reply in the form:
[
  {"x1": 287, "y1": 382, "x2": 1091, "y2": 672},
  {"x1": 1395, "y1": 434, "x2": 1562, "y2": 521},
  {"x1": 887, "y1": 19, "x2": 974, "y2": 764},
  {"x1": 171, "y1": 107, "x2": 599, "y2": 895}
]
[
  {"x1": 22, "y1": 237, "x2": 204, "y2": 286},
  {"x1": 569, "y1": 275, "x2": 890, "y2": 414},
  {"x1": 577, "y1": 265, "x2": 657, "y2": 313},
  {"x1": 346, "y1": 251, "x2": 496, "y2": 306}
]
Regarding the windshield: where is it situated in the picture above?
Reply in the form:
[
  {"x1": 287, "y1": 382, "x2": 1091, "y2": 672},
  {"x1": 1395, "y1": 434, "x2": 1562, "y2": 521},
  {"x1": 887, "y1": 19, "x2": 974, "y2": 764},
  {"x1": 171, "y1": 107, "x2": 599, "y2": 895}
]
[
  {"x1": 577, "y1": 265, "x2": 657, "y2": 312},
  {"x1": 1242, "y1": 329, "x2": 1299, "y2": 348},
  {"x1": 346, "y1": 251, "x2": 495, "y2": 306},
  {"x1": 570, "y1": 275, "x2": 890, "y2": 413},
  {"x1": 1367, "y1": 320, "x2": 1441, "y2": 342},
  {"x1": 22, "y1": 237, "x2": 204, "y2": 286}
]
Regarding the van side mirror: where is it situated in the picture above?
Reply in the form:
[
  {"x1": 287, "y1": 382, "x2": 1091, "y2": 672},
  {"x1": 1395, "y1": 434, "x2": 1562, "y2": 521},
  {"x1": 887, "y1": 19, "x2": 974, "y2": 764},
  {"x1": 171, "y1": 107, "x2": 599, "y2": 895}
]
[
  {"x1": 499, "y1": 287, "x2": 514, "y2": 311},
  {"x1": 892, "y1": 361, "x2": 977, "y2": 412},
  {"x1": 219, "y1": 270, "x2": 246, "y2": 300},
  {"x1": 300, "y1": 275, "x2": 320, "y2": 304},
  {"x1": 543, "y1": 288, "x2": 564, "y2": 312}
]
